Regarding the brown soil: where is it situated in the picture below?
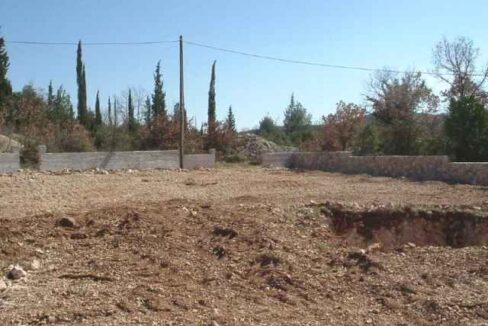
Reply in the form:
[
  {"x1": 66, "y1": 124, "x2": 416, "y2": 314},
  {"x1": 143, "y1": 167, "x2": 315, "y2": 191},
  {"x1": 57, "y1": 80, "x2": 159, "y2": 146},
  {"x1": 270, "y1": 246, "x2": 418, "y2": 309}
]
[{"x1": 0, "y1": 166, "x2": 487, "y2": 325}]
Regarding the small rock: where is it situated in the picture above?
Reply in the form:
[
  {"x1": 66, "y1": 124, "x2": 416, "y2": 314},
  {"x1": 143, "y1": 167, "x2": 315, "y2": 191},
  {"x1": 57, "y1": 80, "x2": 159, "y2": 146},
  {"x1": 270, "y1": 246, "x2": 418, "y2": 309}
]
[
  {"x1": 31, "y1": 259, "x2": 41, "y2": 270},
  {"x1": 367, "y1": 242, "x2": 382, "y2": 253},
  {"x1": 407, "y1": 242, "x2": 416, "y2": 248},
  {"x1": 0, "y1": 279, "x2": 7, "y2": 291},
  {"x1": 35, "y1": 248, "x2": 45, "y2": 255},
  {"x1": 57, "y1": 216, "x2": 77, "y2": 228},
  {"x1": 7, "y1": 265, "x2": 27, "y2": 280},
  {"x1": 211, "y1": 321, "x2": 220, "y2": 326}
]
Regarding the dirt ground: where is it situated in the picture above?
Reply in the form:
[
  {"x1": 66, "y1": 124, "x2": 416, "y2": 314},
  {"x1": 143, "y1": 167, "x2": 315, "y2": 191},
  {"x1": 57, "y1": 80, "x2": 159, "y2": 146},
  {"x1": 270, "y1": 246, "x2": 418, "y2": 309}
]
[{"x1": 0, "y1": 165, "x2": 487, "y2": 325}]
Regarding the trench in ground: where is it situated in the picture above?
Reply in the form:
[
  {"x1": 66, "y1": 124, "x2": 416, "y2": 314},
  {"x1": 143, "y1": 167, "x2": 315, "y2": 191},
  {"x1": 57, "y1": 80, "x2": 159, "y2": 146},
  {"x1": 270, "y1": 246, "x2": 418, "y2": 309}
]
[{"x1": 322, "y1": 204, "x2": 488, "y2": 248}]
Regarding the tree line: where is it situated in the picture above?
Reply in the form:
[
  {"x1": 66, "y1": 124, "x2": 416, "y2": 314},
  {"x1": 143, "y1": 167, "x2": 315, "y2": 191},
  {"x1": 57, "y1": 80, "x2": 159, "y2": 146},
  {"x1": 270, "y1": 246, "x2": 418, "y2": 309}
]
[
  {"x1": 0, "y1": 36, "x2": 487, "y2": 162},
  {"x1": 256, "y1": 37, "x2": 488, "y2": 162},
  {"x1": 0, "y1": 39, "x2": 237, "y2": 163}
]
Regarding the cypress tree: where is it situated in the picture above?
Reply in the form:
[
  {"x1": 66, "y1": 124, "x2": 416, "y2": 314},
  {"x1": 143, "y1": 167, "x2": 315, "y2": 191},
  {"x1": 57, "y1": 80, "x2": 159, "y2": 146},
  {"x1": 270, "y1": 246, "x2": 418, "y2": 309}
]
[
  {"x1": 95, "y1": 91, "x2": 102, "y2": 126},
  {"x1": 76, "y1": 41, "x2": 88, "y2": 126},
  {"x1": 208, "y1": 61, "x2": 217, "y2": 135},
  {"x1": 107, "y1": 97, "x2": 112, "y2": 127},
  {"x1": 151, "y1": 61, "x2": 166, "y2": 119},
  {"x1": 47, "y1": 81, "x2": 54, "y2": 107},
  {"x1": 226, "y1": 105, "x2": 236, "y2": 133},
  {"x1": 128, "y1": 89, "x2": 136, "y2": 131},
  {"x1": 0, "y1": 36, "x2": 12, "y2": 117}
]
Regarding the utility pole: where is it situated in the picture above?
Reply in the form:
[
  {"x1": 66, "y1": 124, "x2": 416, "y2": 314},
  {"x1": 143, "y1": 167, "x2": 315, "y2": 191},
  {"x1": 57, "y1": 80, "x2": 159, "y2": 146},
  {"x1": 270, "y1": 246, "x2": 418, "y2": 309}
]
[{"x1": 179, "y1": 35, "x2": 185, "y2": 169}]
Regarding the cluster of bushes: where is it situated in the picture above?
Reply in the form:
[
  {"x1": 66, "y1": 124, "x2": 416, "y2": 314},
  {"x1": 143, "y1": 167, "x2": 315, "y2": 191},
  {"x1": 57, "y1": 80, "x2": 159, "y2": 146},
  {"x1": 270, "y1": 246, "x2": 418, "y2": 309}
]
[{"x1": 255, "y1": 37, "x2": 488, "y2": 162}]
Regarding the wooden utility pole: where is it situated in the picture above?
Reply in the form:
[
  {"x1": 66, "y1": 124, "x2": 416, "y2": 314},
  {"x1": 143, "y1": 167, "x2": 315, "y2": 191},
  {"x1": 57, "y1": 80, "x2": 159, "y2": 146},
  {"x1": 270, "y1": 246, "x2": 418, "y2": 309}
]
[{"x1": 179, "y1": 35, "x2": 185, "y2": 169}]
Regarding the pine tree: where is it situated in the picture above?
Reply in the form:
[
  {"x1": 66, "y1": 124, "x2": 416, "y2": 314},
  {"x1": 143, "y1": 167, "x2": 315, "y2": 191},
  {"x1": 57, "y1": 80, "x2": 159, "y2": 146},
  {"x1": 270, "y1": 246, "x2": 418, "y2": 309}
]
[
  {"x1": 95, "y1": 91, "x2": 102, "y2": 127},
  {"x1": 208, "y1": 61, "x2": 217, "y2": 135},
  {"x1": 76, "y1": 41, "x2": 88, "y2": 126},
  {"x1": 0, "y1": 36, "x2": 12, "y2": 118},
  {"x1": 226, "y1": 105, "x2": 236, "y2": 133},
  {"x1": 128, "y1": 89, "x2": 136, "y2": 131},
  {"x1": 107, "y1": 97, "x2": 112, "y2": 127},
  {"x1": 151, "y1": 61, "x2": 166, "y2": 119}
]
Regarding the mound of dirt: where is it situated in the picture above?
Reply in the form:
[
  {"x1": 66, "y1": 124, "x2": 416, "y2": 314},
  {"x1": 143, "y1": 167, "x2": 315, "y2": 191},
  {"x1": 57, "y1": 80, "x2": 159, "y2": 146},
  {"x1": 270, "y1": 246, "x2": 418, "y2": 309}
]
[
  {"x1": 0, "y1": 200, "x2": 487, "y2": 325},
  {"x1": 0, "y1": 134, "x2": 22, "y2": 153},
  {"x1": 234, "y1": 133, "x2": 296, "y2": 162}
]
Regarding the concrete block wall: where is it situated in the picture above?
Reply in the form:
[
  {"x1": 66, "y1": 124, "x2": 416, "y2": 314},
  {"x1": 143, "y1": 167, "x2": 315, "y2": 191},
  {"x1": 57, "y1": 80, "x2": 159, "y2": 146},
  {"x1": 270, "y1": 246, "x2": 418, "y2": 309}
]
[
  {"x1": 183, "y1": 153, "x2": 216, "y2": 169},
  {"x1": 262, "y1": 151, "x2": 488, "y2": 186},
  {"x1": 0, "y1": 151, "x2": 20, "y2": 173},
  {"x1": 39, "y1": 150, "x2": 180, "y2": 171},
  {"x1": 38, "y1": 146, "x2": 216, "y2": 172}
]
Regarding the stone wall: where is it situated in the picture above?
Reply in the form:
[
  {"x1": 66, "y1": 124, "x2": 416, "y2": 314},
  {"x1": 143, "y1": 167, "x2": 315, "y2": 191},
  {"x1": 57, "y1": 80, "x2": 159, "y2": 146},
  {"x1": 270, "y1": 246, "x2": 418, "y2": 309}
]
[
  {"x1": 0, "y1": 152, "x2": 20, "y2": 173},
  {"x1": 261, "y1": 152, "x2": 488, "y2": 186}
]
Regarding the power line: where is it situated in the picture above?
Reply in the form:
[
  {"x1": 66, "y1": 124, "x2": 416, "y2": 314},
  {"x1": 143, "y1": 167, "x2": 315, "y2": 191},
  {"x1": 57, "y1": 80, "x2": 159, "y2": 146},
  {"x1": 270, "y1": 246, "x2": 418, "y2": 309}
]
[
  {"x1": 184, "y1": 40, "x2": 483, "y2": 77},
  {"x1": 5, "y1": 38, "x2": 485, "y2": 77},
  {"x1": 7, "y1": 40, "x2": 178, "y2": 46}
]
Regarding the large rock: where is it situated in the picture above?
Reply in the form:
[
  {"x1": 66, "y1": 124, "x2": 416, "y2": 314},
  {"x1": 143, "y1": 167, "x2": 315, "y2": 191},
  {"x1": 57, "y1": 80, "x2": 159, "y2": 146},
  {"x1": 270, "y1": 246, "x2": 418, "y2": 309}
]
[
  {"x1": 234, "y1": 133, "x2": 296, "y2": 163},
  {"x1": 0, "y1": 134, "x2": 22, "y2": 153}
]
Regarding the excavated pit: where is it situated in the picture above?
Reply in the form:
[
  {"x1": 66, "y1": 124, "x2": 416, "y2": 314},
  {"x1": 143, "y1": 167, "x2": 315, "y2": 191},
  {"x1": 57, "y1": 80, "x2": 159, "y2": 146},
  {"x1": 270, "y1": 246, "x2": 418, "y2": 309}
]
[{"x1": 322, "y1": 203, "x2": 488, "y2": 248}]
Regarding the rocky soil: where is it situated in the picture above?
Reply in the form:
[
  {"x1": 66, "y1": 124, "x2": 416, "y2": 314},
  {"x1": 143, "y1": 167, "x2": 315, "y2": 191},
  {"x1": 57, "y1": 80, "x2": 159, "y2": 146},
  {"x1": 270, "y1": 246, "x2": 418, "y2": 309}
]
[
  {"x1": 234, "y1": 133, "x2": 295, "y2": 162},
  {"x1": 0, "y1": 166, "x2": 487, "y2": 325}
]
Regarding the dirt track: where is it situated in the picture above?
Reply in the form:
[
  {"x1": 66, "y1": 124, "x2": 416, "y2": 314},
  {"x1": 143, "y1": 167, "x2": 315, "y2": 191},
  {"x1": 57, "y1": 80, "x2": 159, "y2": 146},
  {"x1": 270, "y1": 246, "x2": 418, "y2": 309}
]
[{"x1": 0, "y1": 166, "x2": 487, "y2": 325}]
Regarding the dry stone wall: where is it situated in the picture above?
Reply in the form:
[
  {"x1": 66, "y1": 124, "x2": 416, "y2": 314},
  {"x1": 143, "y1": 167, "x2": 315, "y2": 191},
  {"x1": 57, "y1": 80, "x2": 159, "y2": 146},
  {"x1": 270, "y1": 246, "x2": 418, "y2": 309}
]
[{"x1": 261, "y1": 152, "x2": 488, "y2": 186}]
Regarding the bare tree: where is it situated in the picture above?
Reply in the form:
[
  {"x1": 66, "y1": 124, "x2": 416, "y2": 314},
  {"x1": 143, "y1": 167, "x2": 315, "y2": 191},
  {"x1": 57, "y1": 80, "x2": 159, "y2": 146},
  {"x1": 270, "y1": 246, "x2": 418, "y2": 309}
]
[
  {"x1": 433, "y1": 37, "x2": 488, "y2": 100},
  {"x1": 129, "y1": 86, "x2": 147, "y2": 122}
]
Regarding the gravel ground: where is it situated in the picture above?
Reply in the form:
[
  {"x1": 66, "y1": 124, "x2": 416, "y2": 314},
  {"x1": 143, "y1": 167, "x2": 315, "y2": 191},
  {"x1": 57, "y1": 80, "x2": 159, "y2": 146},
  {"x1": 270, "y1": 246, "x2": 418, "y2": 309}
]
[
  {"x1": 1, "y1": 165, "x2": 487, "y2": 220},
  {"x1": 0, "y1": 166, "x2": 487, "y2": 325}
]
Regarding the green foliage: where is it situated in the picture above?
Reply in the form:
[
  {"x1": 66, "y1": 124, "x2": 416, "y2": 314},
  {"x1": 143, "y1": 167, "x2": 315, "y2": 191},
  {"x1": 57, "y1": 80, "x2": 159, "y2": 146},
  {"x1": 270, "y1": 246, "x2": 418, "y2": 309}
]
[
  {"x1": 95, "y1": 91, "x2": 102, "y2": 127},
  {"x1": 445, "y1": 96, "x2": 488, "y2": 161},
  {"x1": 368, "y1": 71, "x2": 439, "y2": 155},
  {"x1": 283, "y1": 94, "x2": 313, "y2": 145},
  {"x1": 353, "y1": 123, "x2": 381, "y2": 155},
  {"x1": 0, "y1": 36, "x2": 12, "y2": 123},
  {"x1": 208, "y1": 61, "x2": 217, "y2": 133},
  {"x1": 151, "y1": 61, "x2": 166, "y2": 119},
  {"x1": 127, "y1": 89, "x2": 136, "y2": 132},
  {"x1": 49, "y1": 85, "x2": 74, "y2": 125},
  {"x1": 144, "y1": 96, "x2": 151, "y2": 126},
  {"x1": 107, "y1": 97, "x2": 112, "y2": 126},
  {"x1": 283, "y1": 94, "x2": 312, "y2": 134},
  {"x1": 76, "y1": 41, "x2": 88, "y2": 127},
  {"x1": 225, "y1": 106, "x2": 236, "y2": 133},
  {"x1": 258, "y1": 116, "x2": 290, "y2": 146}
]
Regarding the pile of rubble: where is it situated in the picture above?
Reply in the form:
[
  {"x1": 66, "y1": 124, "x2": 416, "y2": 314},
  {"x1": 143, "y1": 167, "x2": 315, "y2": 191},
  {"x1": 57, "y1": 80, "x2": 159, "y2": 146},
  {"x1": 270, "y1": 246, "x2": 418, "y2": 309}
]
[{"x1": 234, "y1": 133, "x2": 296, "y2": 163}]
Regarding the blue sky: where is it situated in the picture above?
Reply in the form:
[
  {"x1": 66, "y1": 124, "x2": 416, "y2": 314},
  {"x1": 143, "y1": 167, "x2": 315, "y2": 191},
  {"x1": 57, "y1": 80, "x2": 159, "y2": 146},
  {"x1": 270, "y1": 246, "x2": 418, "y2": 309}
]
[{"x1": 1, "y1": 0, "x2": 487, "y2": 129}]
